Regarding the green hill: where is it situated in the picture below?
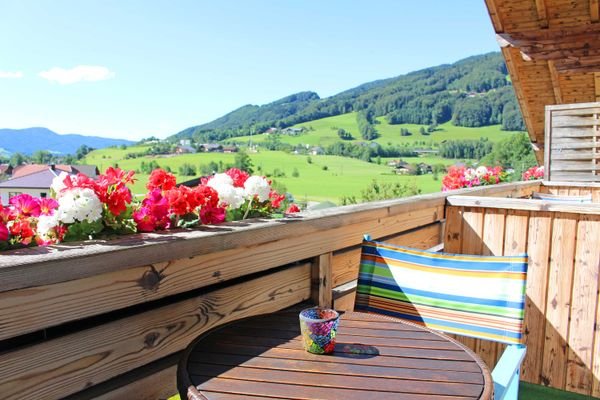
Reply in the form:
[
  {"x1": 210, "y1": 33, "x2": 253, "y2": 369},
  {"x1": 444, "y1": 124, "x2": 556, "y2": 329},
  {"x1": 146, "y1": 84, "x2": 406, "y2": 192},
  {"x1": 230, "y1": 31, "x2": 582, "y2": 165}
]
[{"x1": 172, "y1": 52, "x2": 523, "y2": 143}]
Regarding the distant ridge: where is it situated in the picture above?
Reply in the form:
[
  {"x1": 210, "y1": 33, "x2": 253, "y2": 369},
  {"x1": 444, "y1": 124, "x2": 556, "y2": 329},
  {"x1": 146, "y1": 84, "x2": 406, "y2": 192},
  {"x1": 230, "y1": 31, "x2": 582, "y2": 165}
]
[
  {"x1": 173, "y1": 52, "x2": 524, "y2": 142},
  {"x1": 0, "y1": 127, "x2": 134, "y2": 155}
]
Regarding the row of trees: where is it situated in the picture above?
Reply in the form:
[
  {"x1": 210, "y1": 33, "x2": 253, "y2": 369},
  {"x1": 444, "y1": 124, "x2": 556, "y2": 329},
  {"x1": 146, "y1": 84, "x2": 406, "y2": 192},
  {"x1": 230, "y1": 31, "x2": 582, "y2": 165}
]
[{"x1": 438, "y1": 138, "x2": 493, "y2": 159}]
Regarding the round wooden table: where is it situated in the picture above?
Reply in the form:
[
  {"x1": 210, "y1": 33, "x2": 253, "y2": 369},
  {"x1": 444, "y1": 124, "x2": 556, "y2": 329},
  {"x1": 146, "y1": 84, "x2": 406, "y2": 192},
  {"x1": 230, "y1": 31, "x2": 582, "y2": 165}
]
[{"x1": 178, "y1": 309, "x2": 493, "y2": 400}]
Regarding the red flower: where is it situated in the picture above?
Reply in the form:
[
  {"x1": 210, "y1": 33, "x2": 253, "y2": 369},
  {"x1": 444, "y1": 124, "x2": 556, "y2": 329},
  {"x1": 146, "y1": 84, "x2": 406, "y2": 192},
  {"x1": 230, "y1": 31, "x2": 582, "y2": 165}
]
[
  {"x1": 134, "y1": 190, "x2": 170, "y2": 232},
  {"x1": 38, "y1": 198, "x2": 59, "y2": 216},
  {"x1": 225, "y1": 168, "x2": 250, "y2": 187},
  {"x1": 0, "y1": 222, "x2": 8, "y2": 241},
  {"x1": 269, "y1": 190, "x2": 286, "y2": 209},
  {"x1": 9, "y1": 194, "x2": 41, "y2": 217},
  {"x1": 193, "y1": 185, "x2": 220, "y2": 208},
  {"x1": 147, "y1": 169, "x2": 177, "y2": 191},
  {"x1": 285, "y1": 204, "x2": 300, "y2": 214},
  {"x1": 199, "y1": 206, "x2": 226, "y2": 225},
  {"x1": 165, "y1": 187, "x2": 190, "y2": 216},
  {"x1": 9, "y1": 219, "x2": 35, "y2": 245}
]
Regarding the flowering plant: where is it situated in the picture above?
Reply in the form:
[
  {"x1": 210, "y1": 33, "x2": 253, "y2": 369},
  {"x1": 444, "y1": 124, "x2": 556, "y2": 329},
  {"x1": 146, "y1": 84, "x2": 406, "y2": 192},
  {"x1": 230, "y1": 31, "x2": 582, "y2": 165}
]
[
  {"x1": 522, "y1": 165, "x2": 544, "y2": 181},
  {"x1": 442, "y1": 165, "x2": 510, "y2": 191},
  {"x1": 0, "y1": 166, "x2": 300, "y2": 250}
]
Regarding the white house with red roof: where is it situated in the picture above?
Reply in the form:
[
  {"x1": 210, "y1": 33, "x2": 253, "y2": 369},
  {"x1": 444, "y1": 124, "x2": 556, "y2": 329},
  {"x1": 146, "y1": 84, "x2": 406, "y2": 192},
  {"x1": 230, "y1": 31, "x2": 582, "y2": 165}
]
[{"x1": 0, "y1": 164, "x2": 98, "y2": 205}]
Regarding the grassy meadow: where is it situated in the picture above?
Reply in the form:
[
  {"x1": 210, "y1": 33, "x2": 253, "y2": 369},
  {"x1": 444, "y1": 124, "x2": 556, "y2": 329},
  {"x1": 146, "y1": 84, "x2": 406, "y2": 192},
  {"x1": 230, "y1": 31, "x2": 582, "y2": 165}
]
[
  {"x1": 84, "y1": 148, "x2": 444, "y2": 203},
  {"x1": 229, "y1": 112, "x2": 520, "y2": 148},
  {"x1": 84, "y1": 113, "x2": 522, "y2": 203}
]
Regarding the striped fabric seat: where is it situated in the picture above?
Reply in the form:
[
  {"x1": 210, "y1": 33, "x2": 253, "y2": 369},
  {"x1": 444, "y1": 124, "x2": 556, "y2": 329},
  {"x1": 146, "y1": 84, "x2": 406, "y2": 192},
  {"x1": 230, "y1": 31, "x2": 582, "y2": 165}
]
[{"x1": 356, "y1": 238, "x2": 528, "y2": 345}]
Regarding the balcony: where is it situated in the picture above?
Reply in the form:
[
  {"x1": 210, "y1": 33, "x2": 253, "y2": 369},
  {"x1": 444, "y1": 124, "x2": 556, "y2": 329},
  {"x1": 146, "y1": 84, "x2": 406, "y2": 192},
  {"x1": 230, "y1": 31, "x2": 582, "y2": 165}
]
[{"x1": 1, "y1": 177, "x2": 599, "y2": 399}]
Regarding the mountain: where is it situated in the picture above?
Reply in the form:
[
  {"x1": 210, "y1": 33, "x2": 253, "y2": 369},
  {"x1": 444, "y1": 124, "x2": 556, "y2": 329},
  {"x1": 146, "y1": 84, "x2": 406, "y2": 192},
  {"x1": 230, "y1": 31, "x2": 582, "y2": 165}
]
[
  {"x1": 172, "y1": 52, "x2": 524, "y2": 142},
  {"x1": 0, "y1": 127, "x2": 134, "y2": 155}
]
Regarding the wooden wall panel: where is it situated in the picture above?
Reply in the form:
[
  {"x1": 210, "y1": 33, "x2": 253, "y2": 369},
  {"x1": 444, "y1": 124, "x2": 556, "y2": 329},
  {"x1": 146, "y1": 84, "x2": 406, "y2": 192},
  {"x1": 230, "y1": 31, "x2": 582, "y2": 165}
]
[
  {"x1": 0, "y1": 264, "x2": 311, "y2": 399},
  {"x1": 445, "y1": 203, "x2": 600, "y2": 396}
]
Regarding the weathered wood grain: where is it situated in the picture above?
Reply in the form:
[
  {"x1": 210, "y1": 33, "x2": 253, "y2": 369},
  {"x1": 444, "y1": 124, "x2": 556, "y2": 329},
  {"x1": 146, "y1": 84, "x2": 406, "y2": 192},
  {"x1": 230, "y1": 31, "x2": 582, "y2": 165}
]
[
  {"x1": 541, "y1": 213, "x2": 578, "y2": 389},
  {"x1": 0, "y1": 204, "x2": 444, "y2": 341},
  {"x1": 0, "y1": 264, "x2": 311, "y2": 400},
  {"x1": 312, "y1": 253, "x2": 333, "y2": 308},
  {"x1": 566, "y1": 215, "x2": 600, "y2": 394},
  {"x1": 447, "y1": 195, "x2": 600, "y2": 215},
  {"x1": 522, "y1": 211, "x2": 553, "y2": 384},
  {"x1": 0, "y1": 181, "x2": 541, "y2": 293}
]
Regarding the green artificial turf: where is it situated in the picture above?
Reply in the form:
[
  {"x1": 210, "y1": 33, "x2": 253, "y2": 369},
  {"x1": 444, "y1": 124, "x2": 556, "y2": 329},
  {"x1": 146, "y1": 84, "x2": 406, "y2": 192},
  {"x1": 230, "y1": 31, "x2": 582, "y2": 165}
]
[{"x1": 520, "y1": 382, "x2": 598, "y2": 400}]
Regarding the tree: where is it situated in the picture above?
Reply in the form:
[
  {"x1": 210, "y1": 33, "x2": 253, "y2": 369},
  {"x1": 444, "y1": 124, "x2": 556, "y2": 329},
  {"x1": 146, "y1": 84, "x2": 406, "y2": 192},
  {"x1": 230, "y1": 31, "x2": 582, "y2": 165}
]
[
  {"x1": 31, "y1": 150, "x2": 52, "y2": 164},
  {"x1": 480, "y1": 133, "x2": 536, "y2": 179},
  {"x1": 234, "y1": 150, "x2": 254, "y2": 173},
  {"x1": 75, "y1": 145, "x2": 93, "y2": 160},
  {"x1": 178, "y1": 163, "x2": 197, "y2": 176},
  {"x1": 10, "y1": 152, "x2": 25, "y2": 166}
]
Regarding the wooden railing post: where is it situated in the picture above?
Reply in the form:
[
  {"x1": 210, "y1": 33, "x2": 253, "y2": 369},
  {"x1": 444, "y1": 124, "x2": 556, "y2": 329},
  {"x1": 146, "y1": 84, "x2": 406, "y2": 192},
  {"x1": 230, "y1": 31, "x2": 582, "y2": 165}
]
[{"x1": 312, "y1": 253, "x2": 333, "y2": 307}]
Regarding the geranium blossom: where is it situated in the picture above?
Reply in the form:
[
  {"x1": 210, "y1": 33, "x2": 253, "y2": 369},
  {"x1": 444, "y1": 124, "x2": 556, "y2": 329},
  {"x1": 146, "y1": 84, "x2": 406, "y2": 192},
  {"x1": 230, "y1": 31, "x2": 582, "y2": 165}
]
[
  {"x1": 522, "y1": 166, "x2": 544, "y2": 181},
  {"x1": 442, "y1": 165, "x2": 509, "y2": 191},
  {"x1": 244, "y1": 176, "x2": 271, "y2": 202},
  {"x1": 9, "y1": 194, "x2": 41, "y2": 217},
  {"x1": 57, "y1": 187, "x2": 103, "y2": 223}
]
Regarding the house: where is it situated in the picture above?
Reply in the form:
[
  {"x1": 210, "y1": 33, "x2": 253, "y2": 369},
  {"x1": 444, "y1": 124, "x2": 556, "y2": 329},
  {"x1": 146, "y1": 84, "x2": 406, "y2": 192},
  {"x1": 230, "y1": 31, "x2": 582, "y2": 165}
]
[
  {"x1": 174, "y1": 145, "x2": 196, "y2": 154},
  {"x1": 394, "y1": 165, "x2": 415, "y2": 175},
  {"x1": 222, "y1": 145, "x2": 238, "y2": 153},
  {"x1": 309, "y1": 146, "x2": 324, "y2": 155},
  {"x1": 198, "y1": 143, "x2": 223, "y2": 153},
  {"x1": 416, "y1": 162, "x2": 433, "y2": 174},
  {"x1": 282, "y1": 127, "x2": 304, "y2": 136},
  {"x1": 179, "y1": 139, "x2": 192, "y2": 147},
  {"x1": 0, "y1": 164, "x2": 99, "y2": 205}
]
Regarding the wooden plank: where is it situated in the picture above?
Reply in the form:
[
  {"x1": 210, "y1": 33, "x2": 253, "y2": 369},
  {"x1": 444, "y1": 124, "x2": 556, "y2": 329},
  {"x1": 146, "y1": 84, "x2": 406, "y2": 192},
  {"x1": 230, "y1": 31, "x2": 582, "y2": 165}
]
[
  {"x1": 446, "y1": 196, "x2": 600, "y2": 215},
  {"x1": 566, "y1": 215, "x2": 600, "y2": 395},
  {"x1": 333, "y1": 288, "x2": 356, "y2": 312},
  {"x1": 477, "y1": 208, "x2": 506, "y2": 368},
  {"x1": 312, "y1": 253, "x2": 333, "y2": 308},
  {"x1": 331, "y1": 223, "x2": 441, "y2": 287},
  {"x1": 546, "y1": 107, "x2": 553, "y2": 180},
  {"x1": 0, "y1": 264, "x2": 312, "y2": 400},
  {"x1": 541, "y1": 213, "x2": 578, "y2": 389},
  {"x1": 444, "y1": 206, "x2": 463, "y2": 253},
  {"x1": 0, "y1": 180, "x2": 540, "y2": 293},
  {"x1": 0, "y1": 204, "x2": 444, "y2": 341},
  {"x1": 553, "y1": 115, "x2": 600, "y2": 128},
  {"x1": 85, "y1": 360, "x2": 178, "y2": 400},
  {"x1": 458, "y1": 207, "x2": 484, "y2": 353},
  {"x1": 522, "y1": 212, "x2": 553, "y2": 384}
]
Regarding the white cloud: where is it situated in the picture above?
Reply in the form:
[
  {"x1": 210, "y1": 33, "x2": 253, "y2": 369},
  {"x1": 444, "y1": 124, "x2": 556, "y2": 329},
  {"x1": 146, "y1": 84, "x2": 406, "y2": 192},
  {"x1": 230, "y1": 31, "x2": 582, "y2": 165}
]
[
  {"x1": 39, "y1": 65, "x2": 115, "y2": 85},
  {"x1": 0, "y1": 71, "x2": 24, "y2": 79}
]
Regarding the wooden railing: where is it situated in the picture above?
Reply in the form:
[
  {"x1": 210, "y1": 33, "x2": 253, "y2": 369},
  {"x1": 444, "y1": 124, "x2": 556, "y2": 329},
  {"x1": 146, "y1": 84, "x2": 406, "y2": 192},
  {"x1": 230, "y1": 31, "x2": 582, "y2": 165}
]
[
  {"x1": 0, "y1": 181, "x2": 538, "y2": 399},
  {"x1": 445, "y1": 192, "x2": 600, "y2": 397}
]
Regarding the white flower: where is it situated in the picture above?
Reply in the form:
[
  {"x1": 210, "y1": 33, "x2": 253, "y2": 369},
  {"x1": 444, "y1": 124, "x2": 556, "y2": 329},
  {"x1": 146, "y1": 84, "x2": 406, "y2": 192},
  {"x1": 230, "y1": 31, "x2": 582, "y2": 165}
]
[
  {"x1": 244, "y1": 176, "x2": 271, "y2": 202},
  {"x1": 210, "y1": 182, "x2": 245, "y2": 209},
  {"x1": 475, "y1": 166, "x2": 489, "y2": 178},
  {"x1": 207, "y1": 173, "x2": 233, "y2": 187},
  {"x1": 464, "y1": 168, "x2": 476, "y2": 181},
  {"x1": 51, "y1": 171, "x2": 70, "y2": 196},
  {"x1": 37, "y1": 214, "x2": 60, "y2": 241},
  {"x1": 57, "y1": 188, "x2": 103, "y2": 223}
]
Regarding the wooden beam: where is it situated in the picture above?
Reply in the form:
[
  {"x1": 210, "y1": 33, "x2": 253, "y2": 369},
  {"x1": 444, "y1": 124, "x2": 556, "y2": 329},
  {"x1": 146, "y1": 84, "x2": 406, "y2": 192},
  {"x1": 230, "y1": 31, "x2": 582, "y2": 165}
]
[
  {"x1": 484, "y1": 0, "x2": 504, "y2": 32},
  {"x1": 592, "y1": 0, "x2": 600, "y2": 22},
  {"x1": 535, "y1": 0, "x2": 549, "y2": 28},
  {"x1": 498, "y1": 24, "x2": 600, "y2": 46},
  {"x1": 548, "y1": 61, "x2": 563, "y2": 104},
  {"x1": 311, "y1": 253, "x2": 332, "y2": 307},
  {"x1": 553, "y1": 56, "x2": 600, "y2": 74},
  {"x1": 595, "y1": 72, "x2": 600, "y2": 101}
]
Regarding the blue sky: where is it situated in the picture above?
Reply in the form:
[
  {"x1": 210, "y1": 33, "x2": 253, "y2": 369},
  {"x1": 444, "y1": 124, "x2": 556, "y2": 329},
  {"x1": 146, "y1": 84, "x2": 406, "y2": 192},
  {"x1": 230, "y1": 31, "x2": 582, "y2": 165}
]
[{"x1": 0, "y1": 1, "x2": 499, "y2": 140}]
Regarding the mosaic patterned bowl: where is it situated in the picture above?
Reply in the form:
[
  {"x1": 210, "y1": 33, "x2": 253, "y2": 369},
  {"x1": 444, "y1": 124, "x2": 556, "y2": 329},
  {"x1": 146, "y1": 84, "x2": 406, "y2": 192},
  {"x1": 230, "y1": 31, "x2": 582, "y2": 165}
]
[{"x1": 299, "y1": 307, "x2": 339, "y2": 354}]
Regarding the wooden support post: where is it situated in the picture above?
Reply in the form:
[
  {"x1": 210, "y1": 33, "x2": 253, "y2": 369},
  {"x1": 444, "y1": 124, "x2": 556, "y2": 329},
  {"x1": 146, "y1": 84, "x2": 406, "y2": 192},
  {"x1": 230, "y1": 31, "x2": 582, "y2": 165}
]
[{"x1": 312, "y1": 253, "x2": 333, "y2": 308}]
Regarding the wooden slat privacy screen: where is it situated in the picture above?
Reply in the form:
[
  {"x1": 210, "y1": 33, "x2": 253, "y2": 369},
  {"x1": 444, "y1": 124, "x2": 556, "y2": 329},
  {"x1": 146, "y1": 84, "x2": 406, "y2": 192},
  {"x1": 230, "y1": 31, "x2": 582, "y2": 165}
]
[
  {"x1": 545, "y1": 102, "x2": 600, "y2": 182},
  {"x1": 445, "y1": 197, "x2": 600, "y2": 397}
]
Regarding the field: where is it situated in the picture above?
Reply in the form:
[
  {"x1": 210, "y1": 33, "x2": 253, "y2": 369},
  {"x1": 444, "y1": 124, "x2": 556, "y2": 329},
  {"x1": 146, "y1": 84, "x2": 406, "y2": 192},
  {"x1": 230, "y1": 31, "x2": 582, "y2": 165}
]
[
  {"x1": 229, "y1": 112, "x2": 520, "y2": 148},
  {"x1": 84, "y1": 113, "x2": 520, "y2": 203},
  {"x1": 84, "y1": 148, "x2": 444, "y2": 203}
]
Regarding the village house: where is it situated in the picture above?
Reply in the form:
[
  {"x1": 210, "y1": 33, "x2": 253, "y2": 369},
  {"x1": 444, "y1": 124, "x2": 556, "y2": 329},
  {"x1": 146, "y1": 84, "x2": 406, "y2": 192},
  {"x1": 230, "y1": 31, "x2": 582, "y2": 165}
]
[
  {"x1": 198, "y1": 143, "x2": 223, "y2": 153},
  {"x1": 0, "y1": 164, "x2": 99, "y2": 205}
]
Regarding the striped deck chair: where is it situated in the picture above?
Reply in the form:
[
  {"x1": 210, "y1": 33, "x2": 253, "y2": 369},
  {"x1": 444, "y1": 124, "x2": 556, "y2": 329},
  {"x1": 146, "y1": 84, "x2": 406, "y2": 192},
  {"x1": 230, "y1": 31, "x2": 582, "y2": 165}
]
[{"x1": 356, "y1": 235, "x2": 528, "y2": 400}]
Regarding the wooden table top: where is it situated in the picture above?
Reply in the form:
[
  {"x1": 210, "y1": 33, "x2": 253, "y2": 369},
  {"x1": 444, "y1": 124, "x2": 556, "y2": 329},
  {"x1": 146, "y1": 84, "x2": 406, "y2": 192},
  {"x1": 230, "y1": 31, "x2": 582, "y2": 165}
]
[{"x1": 177, "y1": 308, "x2": 493, "y2": 400}]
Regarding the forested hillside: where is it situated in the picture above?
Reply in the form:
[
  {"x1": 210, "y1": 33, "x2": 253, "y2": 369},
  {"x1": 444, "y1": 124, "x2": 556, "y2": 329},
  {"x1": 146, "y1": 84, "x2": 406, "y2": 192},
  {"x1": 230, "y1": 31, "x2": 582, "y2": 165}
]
[{"x1": 173, "y1": 52, "x2": 523, "y2": 143}]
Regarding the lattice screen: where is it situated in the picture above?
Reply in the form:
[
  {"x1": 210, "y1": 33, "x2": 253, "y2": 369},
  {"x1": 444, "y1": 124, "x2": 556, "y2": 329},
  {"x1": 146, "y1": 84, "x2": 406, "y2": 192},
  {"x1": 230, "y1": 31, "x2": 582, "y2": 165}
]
[{"x1": 545, "y1": 102, "x2": 600, "y2": 182}]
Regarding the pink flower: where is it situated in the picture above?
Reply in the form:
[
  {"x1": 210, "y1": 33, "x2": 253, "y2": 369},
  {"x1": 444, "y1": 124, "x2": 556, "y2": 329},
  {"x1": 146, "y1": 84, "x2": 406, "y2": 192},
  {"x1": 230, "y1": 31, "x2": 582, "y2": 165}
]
[
  {"x1": 39, "y1": 198, "x2": 59, "y2": 215},
  {"x1": 0, "y1": 222, "x2": 8, "y2": 241},
  {"x1": 9, "y1": 194, "x2": 41, "y2": 217},
  {"x1": 200, "y1": 206, "x2": 226, "y2": 225}
]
